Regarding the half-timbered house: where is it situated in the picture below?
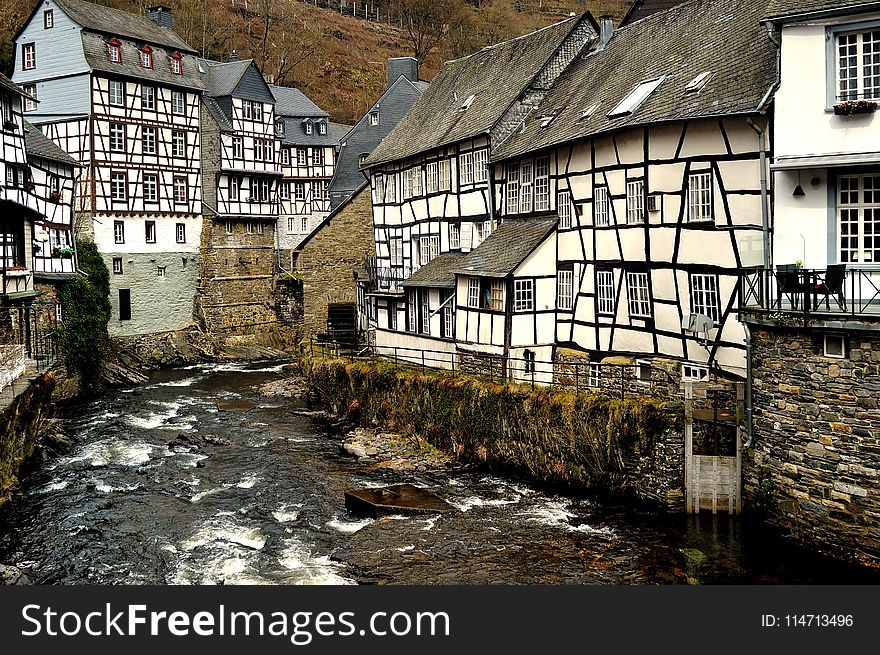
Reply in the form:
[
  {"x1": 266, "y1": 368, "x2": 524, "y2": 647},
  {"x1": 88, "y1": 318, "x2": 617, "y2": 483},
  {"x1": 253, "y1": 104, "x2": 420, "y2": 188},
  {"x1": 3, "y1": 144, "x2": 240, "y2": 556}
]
[
  {"x1": 271, "y1": 84, "x2": 336, "y2": 264},
  {"x1": 12, "y1": 1, "x2": 204, "y2": 336},
  {"x1": 359, "y1": 14, "x2": 601, "y2": 362}
]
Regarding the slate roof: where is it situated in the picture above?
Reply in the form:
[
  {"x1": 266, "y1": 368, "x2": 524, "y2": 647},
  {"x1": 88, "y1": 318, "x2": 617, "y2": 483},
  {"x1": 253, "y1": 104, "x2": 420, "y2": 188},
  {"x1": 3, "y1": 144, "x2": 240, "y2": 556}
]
[
  {"x1": 0, "y1": 72, "x2": 28, "y2": 98},
  {"x1": 493, "y1": 0, "x2": 778, "y2": 162},
  {"x1": 330, "y1": 122, "x2": 353, "y2": 140},
  {"x1": 403, "y1": 252, "x2": 467, "y2": 288},
  {"x1": 82, "y1": 32, "x2": 203, "y2": 89},
  {"x1": 620, "y1": 0, "x2": 690, "y2": 27},
  {"x1": 271, "y1": 85, "x2": 328, "y2": 118},
  {"x1": 24, "y1": 121, "x2": 79, "y2": 166},
  {"x1": 202, "y1": 96, "x2": 233, "y2": 132},
  {"x1": 764, "y1": 0, "x2": 880, "y2": 20},
  {"x1": 54, "y1": 0, "x2": 194, "y2": 52},
  {"x1": 199, "y1": 59, "x2": 253, "y2": 97},
  {"x1": 454, "y1": 218, "x2": 558, "y2": 278},
  {"x1": 363, "y1": 15, "x2": 592, "y2": 168}
]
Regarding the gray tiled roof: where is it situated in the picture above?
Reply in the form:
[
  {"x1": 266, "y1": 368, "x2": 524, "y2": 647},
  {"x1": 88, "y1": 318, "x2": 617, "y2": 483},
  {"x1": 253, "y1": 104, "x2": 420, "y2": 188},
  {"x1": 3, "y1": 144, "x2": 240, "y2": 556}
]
[
  {"x1": 493, "y1": 0, "x2": 777, "y2": 162},
  {"x1": 278, "y1": 117, "x2": 338, "y2": 147},
  {"x1": 364, "y1": 16, "x2": 586, "y2": 168},
  {"x1": 403, "y1": 252, "x2": 467, "y2": 288},
  {"x1": 199, "y1": 59, "x2": 252, "y2": 97},
  {"x1": 202, "y1": 96, "x2": 233, "y2": 132},
  {"x1": 330, "y1": 122, "x2": 352, "y2": 140},
  {"x1": 455, "y1": 218, "x2": 557, "y2": 278},
  {"x1": 82, "y1": 32, "x2": 203, "y2": 89},
  {"x1": 55, "y1": 0, "x2": 194, "y2": 52},
  {"x1": 24, "y1": 121, "x2": 79, "y2": 166},
  {"x1": 620, "y1": 0, "x2": 690, "y2": 27},
  {"x1": 765, "y1": 0, "x2": 880, "y2": 19},
  {"x1": 0, "y1": 72, "x2": 27, "y2": 98},
  {"x1": 271, "y1": 85, "x2": 328, "y2": 118}
]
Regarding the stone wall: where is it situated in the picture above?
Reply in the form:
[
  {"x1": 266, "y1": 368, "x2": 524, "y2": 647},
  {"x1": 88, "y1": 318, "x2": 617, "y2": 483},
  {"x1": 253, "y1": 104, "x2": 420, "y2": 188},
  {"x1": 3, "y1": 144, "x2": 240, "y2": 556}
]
[
  {"x1": 195, "y1": 218, "x2": 279, "y2": 335},
  {"x1": 295, "y1": 186, "x2": 375, "y2": 343},
  {"x1": 744, "y1": 325, "x2": 880, "y2": 566}
]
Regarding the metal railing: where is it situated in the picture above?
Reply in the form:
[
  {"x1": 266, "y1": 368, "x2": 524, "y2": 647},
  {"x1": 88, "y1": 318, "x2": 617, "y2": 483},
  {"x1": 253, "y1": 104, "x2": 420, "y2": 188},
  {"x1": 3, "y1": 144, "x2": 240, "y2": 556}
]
[
  {"x1": 0, "y1": 302, "x2": 59, "y2": 393},
  {"x1": 366, "y1": 266, "x2": 414, "y2": 293},
  {"x1": 740, "y1": 266, "x2": 880, "y2": 322},
  {"x1": 310, "y1": 338, "x2": 679, "y2": 399}
]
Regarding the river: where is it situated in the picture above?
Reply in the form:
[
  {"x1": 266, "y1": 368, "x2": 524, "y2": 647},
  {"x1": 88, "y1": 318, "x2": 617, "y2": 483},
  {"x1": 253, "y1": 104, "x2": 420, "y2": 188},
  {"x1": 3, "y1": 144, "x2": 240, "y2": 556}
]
[{"x1": 0, "y1": 362, "x2": 875, "y2": 585}]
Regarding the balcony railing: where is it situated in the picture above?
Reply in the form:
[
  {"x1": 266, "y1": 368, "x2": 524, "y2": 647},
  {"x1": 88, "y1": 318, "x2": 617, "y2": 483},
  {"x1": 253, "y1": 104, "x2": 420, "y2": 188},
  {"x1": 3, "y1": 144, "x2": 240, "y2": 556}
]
[
  {"x1": 1, "y1": 267, "x2": 34, "y2": 296},
  {"x1": 740, "y1": 266, "x2": 880, "y2": 321},
  {"x1": 32, "y1": 254, "x2": 76, "y2": 274}
]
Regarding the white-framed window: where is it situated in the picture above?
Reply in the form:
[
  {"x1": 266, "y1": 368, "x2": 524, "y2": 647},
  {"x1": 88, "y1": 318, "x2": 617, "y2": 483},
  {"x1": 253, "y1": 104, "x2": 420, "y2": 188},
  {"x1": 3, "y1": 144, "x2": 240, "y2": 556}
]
[
  {"x1": 426, "y1": 161, "x2": 439, "y2": 194},
  {"x1": 608, "y1": 77, "x2": 664, "y2": 117},
  {"x1": 687, "y1": 171, "x2": 713, "y2": 222},
  {"x1": 173, "y1": 176, "x2": 187, "y2": 204},
  {"x1": 22, "y1": 43, "x2": 35, "y2": 70},
  {"x1": 475, "y1": 220, "x2": 492, "y2": 246},
  {"x1": 473, "y1": 149, "x2": 489, "y2": 183},
  {"x1": 318, "y1": 121, "x2": 327, "y2": 135},
  {"x1": 389, "y1": 301, "x2": 398, "y2": 331},
  {"x1": 246, "y1": 221, "x2": 255, "y2": 235},
  {"x1": 157, "y1": 266, "x2": 166, "y2": 278},
  {"x1": 108, "y1": 40, "x2": 122, "y2": 63},
  {"x1": 418, "y1": 235, "x2": 440, "y2": 265},
  {"x1": 171, "y1": 90, "x2": 185, "y2": 115},
  {"x1": 144, "y1": 220, "x2": 156, "y2": 243},
  {"x1": 441, "y1": 293, "x2": 454, "y2": 339},
  {"x1": 385, "y1": 173, "x2": 397, "y2": 203},
  {"x1": 299, "y1": 217, "x2": 309, "y2": 234},
  {"x1": 172, "y1": 131, "x2": 185, "y2": 157},
  {"x1": 254, "y1": 139, "x2": 265, "y2": 162},
  {"x1": 113, "y1": 220, "x2": 125, "y2": 243},
  {"x1": 43, "y1": 10, "x2": 54, "y2": 29},
  {"x1": 23, "y1": 85, "x2": 37, "y2": 112},
  {"x1": 294, "y1": 182, "x2": 306, "y2": 201},
  {"x1": 141, "y1": 47, "x2": 152, "y2": 69},
  {"x1": 824, "y1": 334, "x2": 846, "y2": 358},
  {"x1": 467, "y1": 277, "x2": 480, "y2": 308},
  {"x1": 313, "y1": 180, "x2": 328, "y2": 200},
  {"x1": 682, "y1": 364, "x2": 709, "y2": 381},
  {"x1": 109, "y1": 122, "x2": 125, "y2": 151},
  {"x1": 176, "y1": 223, "x2": 186, "y2": 243},
  {"x1": 597, "y1": 270, "x2": 615, "y2": 315},
  {"x1": 281, "y1": 148, "x2": 290, "y2": 166},
  {"x1": 369, "y1": 110, "x2": 379, "y2": 126},
  {"x1": 588, "y1": 363, "x2": 601, "y2": 388},
  {"x1": 520, "y1": 161, "x2": 534, "y2": 213},
  {"x1": 304, "y1": 121, "x2": 313, "y2": 135},
  {"x1": 535, "y1": 157, "x2": 550, "y2": 211},
  {"x1": 420, "y1": 290, "x2": 430, "y2": 335},
  {"x1": 373, "y1": 173, "x2": 385, "y2": 203},
  {"x1": 594, "y1": 186, "x2": 610, "y2": 226},
  {"x1": 514, "y1": 279, "x2": 534, "y2": 312},
  {"x1": 241, "y1": 100, "x2": 252, "y2": 119},
  {"x1": 838, "y1": 174, "x2": 880, "y2": 263},
  {"x1": 408, "y1": 290, "x2": 417, "y2": 332},
  {"x1": 142, "y1": 126, "x2": 156, "y2": 155},
  {"x1": 439, "y1": 159, "x2": 451, "y2": 190},
  {"x1": 252, "y1": 102, "x2": 263, "y2": 122},
  {"x1": 170, "y1": 52, "x2": 182, "y2": 75},
  {"x1": 312, "y1": 148, "x2": 324, "y2": 166},
  {"x1": 286, "y1": 217, "x2": 295, "y2": 234},
  {"x1": 297, "y1": 148, "x2": 307, "y2": 166},
  {"x1": 279, "y1": 181, "x2": 290, "y2": 200},
  {"x1": 229, "y1": 176, "x2": 241, "y2": 201},
  {"x1": 837, "y1": 30, "x2": 880, "y2": 101},
  {"x1": 506, "y1": 164, "x2": 519, "y2": 214},
  {"x1": 143, "y1": 173, "x2": 158, "y2": 202},
  {"x1": 141, "y1": 85, "x2": 156, "y2": 110},
  {"x1": 225, "y1": 220, "x2": 233, "y2": 234},
  {"x1": 390, "y1": 237, "x2": 403, "y2": 267},
  {"x1": 110, "y1": 172, "x2": 126, "y2": 201},
  {"x1": 109, "y1": 79, "x2": 124, "y2": 106},
  {"x1": 636, "y1": 359, "x2": 652, "y2": 384},
  {"x1": 626, "y1": 180, "x2": 644, "y2": 224},
  {"x1": 558, "y1": 190, "x2": 572, "y2": 229},
  {"x1": 557, "y1": 268, "x2": 574, "y2": 311},
  {"x1": 690, "y1": 273, "x2": 719, "y2": 323},
  {"x1": 460, "y1": 151, "x2": 475, "y2": 185},
  {"x1": 112, "y1": 257, "x2": 123, "y2": 274},
  {"x1": 626, "y1": 271, "x2": 651, "y2": 317},
  {"x1": 449, "y1": 223, "x2": 460, "y2": 250}
]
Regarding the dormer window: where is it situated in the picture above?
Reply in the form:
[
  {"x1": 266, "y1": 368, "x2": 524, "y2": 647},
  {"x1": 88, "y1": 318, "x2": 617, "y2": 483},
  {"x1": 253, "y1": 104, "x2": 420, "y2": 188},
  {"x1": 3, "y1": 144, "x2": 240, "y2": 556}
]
[
  {"x1": 369, "y1": 110, "x2": 379, "y2": 126},
  {"x1": 43, "y1": 10, "x2": 54, "y2": 29},
  {"x1": 170, "y1": 51, "x2": 182, "y2": 75},
  {"x1": 275, "y1": 119, "x2": 284, "y2": 135},
  {"x1": 109, "y1": 38, "x2": 122, "y2": 63},
  {"x1": 141, "y1": 46, "x2": 153, "y2": 69},
  {"x1": 304, "y1": 121, "x2": 313, "y2": 135},
  {"x1": 608, "y1": 76, "x2": 665, "y2": 118},
  {"x1": 318, "y1": 121, "x2": 326, "y2": 135}
]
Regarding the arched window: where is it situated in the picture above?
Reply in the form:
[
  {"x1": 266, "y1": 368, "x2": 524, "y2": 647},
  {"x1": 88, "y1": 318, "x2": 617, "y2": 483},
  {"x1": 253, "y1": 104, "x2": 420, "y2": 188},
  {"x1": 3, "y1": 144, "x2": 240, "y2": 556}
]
[
  {"x1": 108, "y1": 38, "x2": 122, "y2": 63},
  {"x1": 141, "y1": 45, "x2": 152, "y2": 69}
]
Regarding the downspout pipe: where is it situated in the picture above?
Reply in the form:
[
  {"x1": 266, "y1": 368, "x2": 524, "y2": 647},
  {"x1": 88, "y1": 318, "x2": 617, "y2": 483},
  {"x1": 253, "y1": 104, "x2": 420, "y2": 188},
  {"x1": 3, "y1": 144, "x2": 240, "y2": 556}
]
[
  {"x1": 745, "y1": 116, "x2": 771, "y2": 274},
  {"x1": 742, "y1": 321, "x2": 754, "y2": 448}
]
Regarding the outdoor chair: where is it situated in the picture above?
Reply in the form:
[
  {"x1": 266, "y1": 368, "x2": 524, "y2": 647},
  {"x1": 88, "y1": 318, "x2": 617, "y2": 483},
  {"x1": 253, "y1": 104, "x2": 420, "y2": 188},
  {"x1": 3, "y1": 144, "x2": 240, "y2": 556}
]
[
  {"x1": 810, "y1": 264, "x2": 847, "y2": 311},
  {"x1": 775, "y1": 264, "x2": 805, "y2": 309}
]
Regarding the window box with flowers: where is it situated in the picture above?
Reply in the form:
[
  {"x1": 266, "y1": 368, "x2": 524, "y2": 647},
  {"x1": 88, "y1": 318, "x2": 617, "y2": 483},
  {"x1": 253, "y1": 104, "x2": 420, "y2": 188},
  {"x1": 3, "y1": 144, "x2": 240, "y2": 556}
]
[{"x1": 833, "y1": 99, "x2": 877, "y2": 115}]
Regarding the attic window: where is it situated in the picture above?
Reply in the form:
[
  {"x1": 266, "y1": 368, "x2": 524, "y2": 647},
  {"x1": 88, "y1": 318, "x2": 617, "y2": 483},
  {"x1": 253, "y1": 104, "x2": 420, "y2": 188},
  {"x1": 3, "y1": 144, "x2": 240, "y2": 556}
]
[
  {"x1": 318, "y1": 121, "x2": 327, "y2": 135},
  {"x1": 170, "y1": 51, "x2": 182, "y2": 75},
  {"x1": 304, "y1": 121, "x2": 313, "y2": 135},
  {"x1": 685, "y1": 71, "x2": 712, "y2": 94},
  {"x1": 276, "y1": 119, "x2": 284, "y2": 135},
  {"x1": 459, "y1": 94, "x2": 476, "y2": 112},
  {"x1": 369, "y1": 110, "x2": 379, "y2": 126},
  {"x1": 108, "y1": 39, "x2": 122, "y2": 63},
  {"x1": 141, "y1": 46, "x2": 153, "y2": 69},
  {"x1": 608, "y1": 76, "x2": 665, "y2": 118},
  {"x1": 580, "y1": 103, "x2": 599, "y2": 120},
  {"x1": 539, "y1": 107, "x2": 564, "y2": 128}
]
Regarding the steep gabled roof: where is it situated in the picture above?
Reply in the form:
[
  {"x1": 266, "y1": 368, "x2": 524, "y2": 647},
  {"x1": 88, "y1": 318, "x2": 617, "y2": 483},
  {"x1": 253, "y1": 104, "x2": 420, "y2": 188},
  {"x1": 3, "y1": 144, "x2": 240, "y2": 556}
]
[
  {"x1": 271, "y1": 85, "x2": 328, "y2": 118},
  {"x1": 455, "y1": 218, "x2": 558, "y2": 278},
  {"x1": 199, "y1": 58, "x2": 275, "y2": 103},
  {"x1": 620, "y1": 0, "x2": 690, "y2": 27},
  {"x1": 364, "y1": 15, "x2": 594, "y2": 168},
  {"x1": 493, "y1": 0, "x2": 777, "y2": 162},
  {"x1": 53, "y1": 0, "x2": 195, "y2": 52},
  {"x1": 764, "y1": 0, "x2": 880, "y2": 21},
  {"x1": 24, "y1": 121, "x2": 79, "y2": 166},
  {"x1": 82, "y1": 32, "x2": 203, "y2": 89}
]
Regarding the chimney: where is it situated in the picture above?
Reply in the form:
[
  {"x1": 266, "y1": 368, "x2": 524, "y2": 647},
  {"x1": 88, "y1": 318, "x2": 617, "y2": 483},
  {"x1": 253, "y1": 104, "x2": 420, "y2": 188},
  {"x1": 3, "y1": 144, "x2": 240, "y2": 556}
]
[
  {"x1": 387, "y1": 57, "x2": 419, "y2": 88},
  {"x1": 146, "y1": 6, "x2": 174, "y2": 30},
  {"x1": 598, "y1": 15, "x2": 614, "y2": 48},
  {"x1": 228, "y1": 51, "x2": 241, "y2": 63}
]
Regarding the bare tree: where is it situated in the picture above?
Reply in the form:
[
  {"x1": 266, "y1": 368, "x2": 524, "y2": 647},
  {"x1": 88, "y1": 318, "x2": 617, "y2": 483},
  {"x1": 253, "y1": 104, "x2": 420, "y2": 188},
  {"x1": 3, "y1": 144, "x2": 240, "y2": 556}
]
[{"x1": 392, "y1": 0, "x2": 468, "y2": 64}]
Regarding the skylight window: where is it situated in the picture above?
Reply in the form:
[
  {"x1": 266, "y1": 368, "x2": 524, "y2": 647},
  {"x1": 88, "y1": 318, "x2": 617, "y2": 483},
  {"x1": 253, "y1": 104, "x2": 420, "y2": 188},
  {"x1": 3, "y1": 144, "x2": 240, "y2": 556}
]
[
  {"x1": 539, "y1": 107, "x2": 564, "y2": 128},
  {"x1": 685, "y1": 71, "x2": 712, "y2": 94},
  {"x1": 580, "y1": 103, "x2": 599, "y2": 120},
  {"x1": 607, "y1": 76, "x2": 665, "y2": 118},
  {"x1": 460, "y1": 94, "x2": 476, "y2": 111}
]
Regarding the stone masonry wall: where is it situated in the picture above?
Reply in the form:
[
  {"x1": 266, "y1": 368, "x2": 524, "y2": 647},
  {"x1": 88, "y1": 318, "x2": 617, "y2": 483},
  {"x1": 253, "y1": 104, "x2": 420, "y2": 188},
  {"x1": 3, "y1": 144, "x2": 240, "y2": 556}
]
[
  {"x1": 296, "y1": 186, "x2": 375, "y2": 344},
  {"x1": 195, "y1": 218, "x2": 279, "y2": 335},
  {"x1": 744, "y1": 326, "x2": 880, "y2": 566}
]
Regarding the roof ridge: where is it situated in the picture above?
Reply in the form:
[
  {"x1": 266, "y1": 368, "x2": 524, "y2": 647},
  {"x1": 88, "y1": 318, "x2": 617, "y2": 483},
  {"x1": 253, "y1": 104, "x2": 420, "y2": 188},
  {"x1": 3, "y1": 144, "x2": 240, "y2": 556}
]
[{"x1": 443, "y1": 14, "x2": 580, "y2": 65}]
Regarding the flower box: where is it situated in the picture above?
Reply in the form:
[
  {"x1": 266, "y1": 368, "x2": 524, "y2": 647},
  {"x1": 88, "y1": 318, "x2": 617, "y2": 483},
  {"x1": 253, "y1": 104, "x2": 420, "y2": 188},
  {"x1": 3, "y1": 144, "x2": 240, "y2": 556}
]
[{"x1": 833, "y1": 100, "x2": 877, "y2": 115}]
